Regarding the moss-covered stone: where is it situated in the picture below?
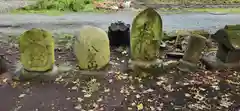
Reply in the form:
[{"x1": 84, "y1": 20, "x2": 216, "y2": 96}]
[
  {"x1": 213, "y1": 26, "x2": 240, "y2": 63},
  {"x1": 19, "y1": 28, "x2": 55, "y2": 72},
  {"x1": 213, "y1": 28, "x2": 240, "y2": 50},
  {"x1": 224, "y1": 24, "x2": 240, "y2": 30},
  {"x1": 190, "y1": 30, "x2": 209, "y2": 37},
  {"x1": 130, "y1": 8, "x2": 162, "y2": 61},
  {"x1": 224, "y1": 30, "x2": 240, "y2": 50},
  {"x1": 178, "y1": 34, "x2": 207, "y2": 72},
  {"x1": 73, "y1": 26, "x2": 110, "y2": 70},
  {"x1": 182, "y1": 34, "x2": 207, "y2": 63}
]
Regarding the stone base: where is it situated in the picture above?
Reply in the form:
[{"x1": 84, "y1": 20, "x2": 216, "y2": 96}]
[
  {"x1": 13, "y1": 65, "x2": 59, "y2": 81},
  {"x1": 78, "y1": 70, "x2": 108, "y2": 76},
  {"x1": 178, "y1": 59, "x2": 198, "y2": 72},
  {"x1": 128, "y1": 59, "x2": 162, "y2": 69},
  {"x1": 202, "y1": 51, "x2": 240, "y2": 70},
  {"x1": 128, "y1": 59, "x2": 179, "y2": 73}
]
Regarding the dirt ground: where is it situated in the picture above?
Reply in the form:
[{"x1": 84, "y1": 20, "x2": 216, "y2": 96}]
[{"x1": 0, "y1": 37, "x2": 240, "y2": 111}]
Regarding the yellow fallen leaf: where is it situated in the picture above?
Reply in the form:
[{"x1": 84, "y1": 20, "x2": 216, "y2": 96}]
[{"x1": 137, "y1": 103, "x2": 143, "y2": 110}]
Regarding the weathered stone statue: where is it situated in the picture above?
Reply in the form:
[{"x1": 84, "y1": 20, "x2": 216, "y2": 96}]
[
  {"x1": 14, "y1": 28, "x2": 57, "y2": 81},
  {"x1": 73, "y1": 25, "x2": 110, "y2": 71},
  {"x1": 19, "y1": 28, "x2": 55, "y2": 72},
  {"x1": 178, "y1": 34, "x2": 207, "y2": 72},
  {"x1": 130, "y1": 8, "x2": 162, "y2": 61},
  {"x1": 129, "y1": 8, "x2": 163, "y2": 70}
]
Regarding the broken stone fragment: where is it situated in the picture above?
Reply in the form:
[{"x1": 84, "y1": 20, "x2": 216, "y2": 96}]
[
  {"x1": 175, "y1": 30, "x2": 190, "y2": 47},
  {"x1": 12, "y1": 63, "x2": 72, "y2": 81},
  {"x1": 129, "y1": 59, "x2": 163, "y2": 70},
  {"x1": 18, "y1": 28, "x2": 55, "y2": 72},
  {"x1": 73, "y1": 25, "x2": 110, "y2": 70},
  {"x1": 128, "y1": 59, "x2": 179, "y2": 73},
  {"x1": 178, "y1": 34, "x2": 207, "y2": 72},
  {"x1": 175, "y1": 30, "x2": 209, "y2": 48},
  {"x1": 213, "y1": 28, "x2": 240, "y2": 63},
  {"x1": 180, "y1": 36, "x2": 190, "y2": 51},
  {"x1": 201, "y1": 51, "x2": 240, "y2": 70}
]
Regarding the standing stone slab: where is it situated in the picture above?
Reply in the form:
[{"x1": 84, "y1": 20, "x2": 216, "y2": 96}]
[
  {"x1": 73, "y1": 26, "x2": 110, "y2": 70},
  {"x1": 178, "y1": 34, "x2": 207, "y2": 72},
  {"x1": 130, "y1": 8, "x2": 162, "y2": 61},
  {"x1": 19, "y1": 28, "x2": 55, "y2": 72}
]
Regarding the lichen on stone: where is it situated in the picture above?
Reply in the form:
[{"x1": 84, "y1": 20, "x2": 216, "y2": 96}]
[
  {"x1": 225, "y1": 29, "x2": 240, "y2": 49},
  {"x1": 130, "y1": 8, "x2": 162, "y2": 61},
  {"x1": 73, "y1": 26, "x2": 110, "y2": 70},
  {"x1": 225, "y1": 24, "x2": 240, "y2": 30},
  {"x1": 18, "y1": 28, "x2": 55, "y2": 72}
]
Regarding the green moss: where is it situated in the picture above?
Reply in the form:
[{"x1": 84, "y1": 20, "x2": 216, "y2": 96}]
[
  {"x1": 73, "y1": 26, "x2": 110, "y2": 70},
  {"x1": 130, "y1": 8, "x2": 162, "y2": 61},
  {"x1": 225, "y1": 29, "x2": 240, "y2": 49},
  {"x1": 225, "y1": 24, "x2": 240, "y2": 30},
  {"x1": 19, "y1": 28, "x2": 55, "y2": 72}
]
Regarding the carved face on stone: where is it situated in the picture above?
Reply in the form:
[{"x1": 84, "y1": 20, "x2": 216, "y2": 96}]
[{"x1": 19, "y1": 28, "x2": 55, "y2": 72}]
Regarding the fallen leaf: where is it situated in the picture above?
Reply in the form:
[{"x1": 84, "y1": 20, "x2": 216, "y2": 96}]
[
  {"x1": 71, "y1": 86, "x2": 78, "y2": 90},
  {"x1": 18, "y1": 94, "x2": 26, "y2": 98},
  {"x1": 77, "y1": 97, "x2": 83, "y2": 102},
  {"x1": 137, "y1": 103, "x2": 143, "y2": 110},
  {"x1": 84, "y1": 93, "x2": 91, "y2": 98},
  {"x1": 74, "y1": 104, "x2": 82, "y2": 110},
  {"x1": 136, "y1": 94, "x2": 140, "y2": 99},
  {"x1": 131, "y1": 102, "x2": 136, "y2": 106},
  {"x1": 104, "y1": 88, "x2": 110, "y2": 93}
]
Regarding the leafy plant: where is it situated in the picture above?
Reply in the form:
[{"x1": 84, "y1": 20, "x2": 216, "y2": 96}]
[{"x1": 21, "y1": 0, "x2": 103, "y2": 12}]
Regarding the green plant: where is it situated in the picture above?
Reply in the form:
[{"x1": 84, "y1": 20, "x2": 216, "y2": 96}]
[{"x1": 21, "y1": 0, "x2": 103, "y2": 12}]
